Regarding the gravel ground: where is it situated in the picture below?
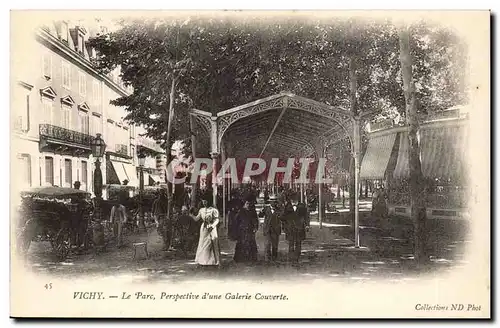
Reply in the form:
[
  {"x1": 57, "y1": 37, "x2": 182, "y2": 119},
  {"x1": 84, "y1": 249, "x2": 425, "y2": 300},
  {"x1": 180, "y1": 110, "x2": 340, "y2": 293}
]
[{"x1": 22, "y1": 216, "x2": 470, "y2": 283}]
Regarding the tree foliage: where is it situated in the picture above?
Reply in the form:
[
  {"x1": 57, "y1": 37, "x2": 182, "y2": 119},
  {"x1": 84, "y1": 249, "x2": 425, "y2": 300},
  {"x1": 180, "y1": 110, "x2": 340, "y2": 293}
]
[{"x1": 88, "y1": 15, "x2": 468, "y2": 152}]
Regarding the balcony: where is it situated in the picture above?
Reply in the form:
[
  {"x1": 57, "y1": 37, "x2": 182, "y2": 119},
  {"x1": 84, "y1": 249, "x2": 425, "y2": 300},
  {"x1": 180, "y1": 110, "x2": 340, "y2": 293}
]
[
  {"x1": 39, "y1": 124, "x2": 94, "y2": 156},
  {"x1": 137, "y1": 136, "x2": 164, "y2": 154}
]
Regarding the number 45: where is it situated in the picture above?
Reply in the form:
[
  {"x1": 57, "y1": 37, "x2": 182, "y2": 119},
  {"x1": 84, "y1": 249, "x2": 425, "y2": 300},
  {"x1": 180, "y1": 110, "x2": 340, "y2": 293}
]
[{"x1": 44, "y1": 283, "x2": 52, "y2": 290}]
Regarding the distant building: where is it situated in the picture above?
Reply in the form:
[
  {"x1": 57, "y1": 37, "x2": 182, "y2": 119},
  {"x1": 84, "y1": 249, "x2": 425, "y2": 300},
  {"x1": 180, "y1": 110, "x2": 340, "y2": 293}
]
[{"x1": 12, "y1": 20, "x2": 166, "y2": 197}]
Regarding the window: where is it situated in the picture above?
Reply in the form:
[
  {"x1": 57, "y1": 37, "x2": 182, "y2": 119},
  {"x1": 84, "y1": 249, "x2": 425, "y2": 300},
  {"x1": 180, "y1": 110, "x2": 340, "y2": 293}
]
[
  {"x1": 92, "y1": 81, "x2": 100, "y2": 105},
  {"x1": 92, "y1": 114, "x2": 102, "y2": 136},
  {"x1": 60, "y1": 22, "x2": 68, "y2": 43},
  {"x1": 79, "y1": 72, "x2": 86, "y2": 96},
  {"x1": 107, "y1": 121, "x2": 115, "y2": 147},
  {"x1": 78, "y1": 35, "x2": 84, "y2": 53},
  {"x1": 14, "y1": 86, "x2": 30, "y2": 132},
  {"x1": 64, "y1": 159, "x2": 72, "y2": 187},
  {"x1": 45, "y1": 157, "x2": 54, "y2": 186},
  {"x1": 42, "y1": 98, "x2": 53, "y2": 125},
  {"x1": 61, "y1": 105, "x2": 71, "y2": 129},
  {"x1": 81, "y1": 161, "x2": 88, "y2": 191},
  {"x1": 79, "y1": 110, "x2": 89, "y2": 134},
  {"x1": 42, "y1": 53, "x2": 52, "y2": 79},
  {"x1": 62, "y1": 62, "x2": 71, "y2": 89},
  {"x1": 18, "y1": 154, "x2": 31, "y2": 187}
]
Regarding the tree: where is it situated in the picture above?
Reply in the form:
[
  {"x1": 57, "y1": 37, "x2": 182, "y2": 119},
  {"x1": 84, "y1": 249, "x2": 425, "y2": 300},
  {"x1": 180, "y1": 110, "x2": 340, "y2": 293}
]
[
  {"x1": 399, "y1": 25, "x2": 428, "y2": 265},
  {"x1": 88, "y1": 16, "x2": 468, "y2": 252},
  {"x1": 89, "y1": 18, "x2": 197, "y2": 248}
]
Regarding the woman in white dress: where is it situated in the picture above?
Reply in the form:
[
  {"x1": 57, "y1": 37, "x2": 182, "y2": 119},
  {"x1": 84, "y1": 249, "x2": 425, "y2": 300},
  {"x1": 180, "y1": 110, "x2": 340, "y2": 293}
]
[{"x1": 193, "y1": 199, "x2": 221, "y2": 266}]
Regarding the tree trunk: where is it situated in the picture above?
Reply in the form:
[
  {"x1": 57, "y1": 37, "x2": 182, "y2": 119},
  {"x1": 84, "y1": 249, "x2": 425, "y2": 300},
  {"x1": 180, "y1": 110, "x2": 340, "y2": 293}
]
[
  {"x1": 399, "y1": 26, "x2": 428, "y2": 265},
  {"x1": 189, "y1": 114, "x2": 198, "y2": 208},
  {"x1": 163, "y1": 76, "x2": 177, "y2": 250},
  {"x1": 349, "y1": 158, "x2": 355, "y2": 215},
  {"x1": 348, "y1": 56, "x2": 357, "y2": 220}
]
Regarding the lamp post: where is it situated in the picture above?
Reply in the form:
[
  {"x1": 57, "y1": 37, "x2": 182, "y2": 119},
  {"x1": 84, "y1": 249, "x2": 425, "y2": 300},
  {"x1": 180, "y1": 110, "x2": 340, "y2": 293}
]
[
  {"x1": 91, "y1": 133, "x2": 106, "y2": 220},
  {"x1": 138, "y1": 152, "x2": 146, "y2": 232}
]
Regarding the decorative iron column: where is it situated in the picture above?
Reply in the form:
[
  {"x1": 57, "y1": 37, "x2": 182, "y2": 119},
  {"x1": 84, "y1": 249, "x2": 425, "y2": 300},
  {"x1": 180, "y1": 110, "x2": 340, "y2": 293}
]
[
  {"x1": 94, "y1": 158, "x2": 103, "y2": 200},
  {"x1": 221, "y1": 144, "x2": 226, "y2": 227},
  {"x1": 209, "y1": 116, "x2": 219, "y2": 208},
  {"x1": 300, "y1": 182, "x2": 304, "y2": 203},
  {"x1": 189, "y1": 114, "x2": 198, "y2": 208},
  {"x1": 316, "y1": 142, "x2": 326, "y2": 230},
  {"x1": 211, "y1": 152, "x2": 219, "y2": 208}
]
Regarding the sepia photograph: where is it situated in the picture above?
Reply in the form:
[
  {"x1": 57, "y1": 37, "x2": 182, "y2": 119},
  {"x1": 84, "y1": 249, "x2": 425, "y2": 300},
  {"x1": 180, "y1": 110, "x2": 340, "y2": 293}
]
[{"x1": 9, "y1": 9, "x2": 490, "y2": 318}]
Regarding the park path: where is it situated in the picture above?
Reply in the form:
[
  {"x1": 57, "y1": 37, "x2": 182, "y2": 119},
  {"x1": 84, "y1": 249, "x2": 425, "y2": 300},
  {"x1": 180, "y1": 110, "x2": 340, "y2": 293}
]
[{"x1": 24, "y1": 214, "x2": 469, "y2": 284}]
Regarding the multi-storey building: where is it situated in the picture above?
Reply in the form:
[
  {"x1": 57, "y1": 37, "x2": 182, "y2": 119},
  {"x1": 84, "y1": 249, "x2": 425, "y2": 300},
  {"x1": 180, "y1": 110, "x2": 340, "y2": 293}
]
[{"x1": 11, "y1": 20, "x2": 165, "y2": 198}]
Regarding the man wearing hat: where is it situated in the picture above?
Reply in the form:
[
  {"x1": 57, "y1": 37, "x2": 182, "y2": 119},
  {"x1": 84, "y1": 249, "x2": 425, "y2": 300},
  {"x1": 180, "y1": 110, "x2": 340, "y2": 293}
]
[{"x1": 259, "y1": 196, "x2": 281, "y2": 262}]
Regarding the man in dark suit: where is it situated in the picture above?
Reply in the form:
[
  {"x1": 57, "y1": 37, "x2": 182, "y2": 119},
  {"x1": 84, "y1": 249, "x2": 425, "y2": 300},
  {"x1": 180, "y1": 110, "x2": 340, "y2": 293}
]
[{"x1": 260, "y1": 198, "x2": 281, "y2": 262}]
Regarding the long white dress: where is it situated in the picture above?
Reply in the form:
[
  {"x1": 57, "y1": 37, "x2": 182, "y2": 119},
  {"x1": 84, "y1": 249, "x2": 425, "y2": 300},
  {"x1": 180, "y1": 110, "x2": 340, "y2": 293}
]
[{"x1": 193, "y1": 207, "x2": 220, "y2": 266}]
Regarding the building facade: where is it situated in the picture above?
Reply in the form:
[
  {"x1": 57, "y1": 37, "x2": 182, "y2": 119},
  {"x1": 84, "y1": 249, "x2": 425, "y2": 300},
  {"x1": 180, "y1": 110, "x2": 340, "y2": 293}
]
[{"x1": 11, "y1": 20, "x2": 166, "y2": 198}]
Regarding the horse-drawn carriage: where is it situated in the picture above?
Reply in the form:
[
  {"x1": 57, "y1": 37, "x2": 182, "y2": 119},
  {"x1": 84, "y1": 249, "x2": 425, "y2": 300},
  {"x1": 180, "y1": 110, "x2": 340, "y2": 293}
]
[{"x1": 16, "y1": 186, "x2": 93, "y2": 260}]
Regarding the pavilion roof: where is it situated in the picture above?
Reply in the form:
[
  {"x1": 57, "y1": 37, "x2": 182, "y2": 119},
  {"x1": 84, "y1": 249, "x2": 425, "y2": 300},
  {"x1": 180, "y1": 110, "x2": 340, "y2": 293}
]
[{"x1": 190, "y1": 92, "x2": 354, "y2": 161}]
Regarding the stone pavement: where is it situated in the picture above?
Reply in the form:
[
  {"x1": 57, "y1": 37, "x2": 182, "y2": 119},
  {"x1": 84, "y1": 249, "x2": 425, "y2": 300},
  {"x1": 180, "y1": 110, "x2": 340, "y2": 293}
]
[{"x1": 23, "y1": 215, "x2": 469, "y2": 283}]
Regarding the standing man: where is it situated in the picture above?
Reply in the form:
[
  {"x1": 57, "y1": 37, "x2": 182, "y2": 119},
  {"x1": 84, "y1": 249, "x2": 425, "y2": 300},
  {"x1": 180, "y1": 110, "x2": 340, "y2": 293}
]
[
  {"x1": 260, "y1": 198, "x2": 281, "y2": 262},
  {"x1": 110, "y1": 194, "x2": 128, "y2": 248},
  {"x1": 293, "y1": 201, "x2": 308, "y2": 261}
]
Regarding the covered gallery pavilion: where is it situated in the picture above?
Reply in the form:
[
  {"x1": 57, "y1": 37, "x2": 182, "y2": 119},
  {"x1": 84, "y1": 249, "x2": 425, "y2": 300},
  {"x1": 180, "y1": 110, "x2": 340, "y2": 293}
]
[
  {"x1": 189, "y1": 92, "x2": 372, "y2": 247},
  {"x1": 359, "y1": 106, "x2": 470, "y2": 220}
]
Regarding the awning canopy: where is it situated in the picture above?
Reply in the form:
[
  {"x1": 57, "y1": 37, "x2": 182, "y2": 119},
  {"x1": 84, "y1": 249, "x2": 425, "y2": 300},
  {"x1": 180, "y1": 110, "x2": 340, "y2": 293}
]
[
  {"x1": 149, "y1": 174, "x2": 162, "y2": 184},
  {"x1": 111, "y1": 161, "x2": 129, "y2": 185},
  {"x1": 143, "y1": 172, "x2": 150, "y2": 186},
  {"x1": 123, "y1": 163, "x2": 139, "y2": 187},
  {"x1": 360, "y1": 132, "x2": 397, "y2": 180},
  {"x1": 393, "y1": 121, "x2": 469, "y2": 180}
]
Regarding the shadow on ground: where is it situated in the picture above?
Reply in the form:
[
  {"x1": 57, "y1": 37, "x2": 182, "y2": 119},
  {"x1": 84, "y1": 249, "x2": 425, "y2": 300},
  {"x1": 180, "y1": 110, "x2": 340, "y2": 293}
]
[{"x1": 21, "y1": 214, "x2": 471, "y2": 283}]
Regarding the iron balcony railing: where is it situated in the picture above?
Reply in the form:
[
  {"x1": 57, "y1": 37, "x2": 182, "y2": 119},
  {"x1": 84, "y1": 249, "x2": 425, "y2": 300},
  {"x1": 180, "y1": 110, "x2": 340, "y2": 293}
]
[{"x1": 39, "y1": 124, "x2": 94, "y2": 148}]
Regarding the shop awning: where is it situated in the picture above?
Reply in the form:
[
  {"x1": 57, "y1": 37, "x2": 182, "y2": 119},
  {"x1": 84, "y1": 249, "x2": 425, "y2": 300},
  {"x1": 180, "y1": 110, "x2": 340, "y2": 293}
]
[
  {"x1": 393, "y1": 131, "x2": 409, "y2": 179},
  {"x1": 142, "y1": 172, "x2": 150, "y2": 186},
  {"x1": 111, "y1": 161, "x2": 129, "y2": 185},
  {"x1": 393, "y1": 122, "x2": 469, "y2": 179},
  {"x1": 123, "y1": 163, "x2": 139, "y2": 187},
  {"x1": 149, "y1": 174, "x2": 162, "y2": 184},
  {"x1": 360, "y1": 132, "x2": 397, "y2": 180}
]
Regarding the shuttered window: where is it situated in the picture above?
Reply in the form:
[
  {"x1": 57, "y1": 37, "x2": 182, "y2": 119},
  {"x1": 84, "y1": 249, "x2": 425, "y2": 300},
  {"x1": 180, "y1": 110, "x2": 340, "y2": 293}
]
[
  {"x1": 81, "y1": 161, "x2": 88, "y2": 191},
  {"x1": 18, "y1": 154, "x2": 31, "y2": 187},
  {"x1": 64, "y1": 159, "x2": 72, "y2": 187},
  {"x1": 45, "y1": 157, "x2": 54, "y2": 186}
]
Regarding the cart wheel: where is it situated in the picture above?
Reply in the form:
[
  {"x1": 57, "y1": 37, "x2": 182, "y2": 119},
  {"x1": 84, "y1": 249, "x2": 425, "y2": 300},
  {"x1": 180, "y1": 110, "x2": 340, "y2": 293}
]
[
  {"x1": 16, "y1": 230, "x2": 32, "y2": 256},
  {"x1": 17, "y1": 219, "x2": 35, "y2": 256}
]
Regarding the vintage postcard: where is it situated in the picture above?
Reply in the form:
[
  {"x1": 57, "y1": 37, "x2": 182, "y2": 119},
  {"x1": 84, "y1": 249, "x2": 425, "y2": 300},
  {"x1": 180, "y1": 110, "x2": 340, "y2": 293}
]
[{"x1": 10, "y1": 10, "x2": 490, "y2": 318}]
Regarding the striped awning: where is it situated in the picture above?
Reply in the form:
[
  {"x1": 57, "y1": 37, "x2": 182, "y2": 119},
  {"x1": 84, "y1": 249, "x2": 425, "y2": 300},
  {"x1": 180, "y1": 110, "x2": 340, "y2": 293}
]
[
  {"x1": 123, "y1": 163, "x2": 139, "y2": 187},
  {"x1": 360, "y1": 132, "x2": 397, "y2": 179},
  {"x1": 149, "y1": 174, "x2": 162, "y2": 184},
  {"x1": 393, "y1": 123, "x2": 469, "y2": 179},
  {"x1": 110, "y1": 161, "x2": 129, "y2": 185}
]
